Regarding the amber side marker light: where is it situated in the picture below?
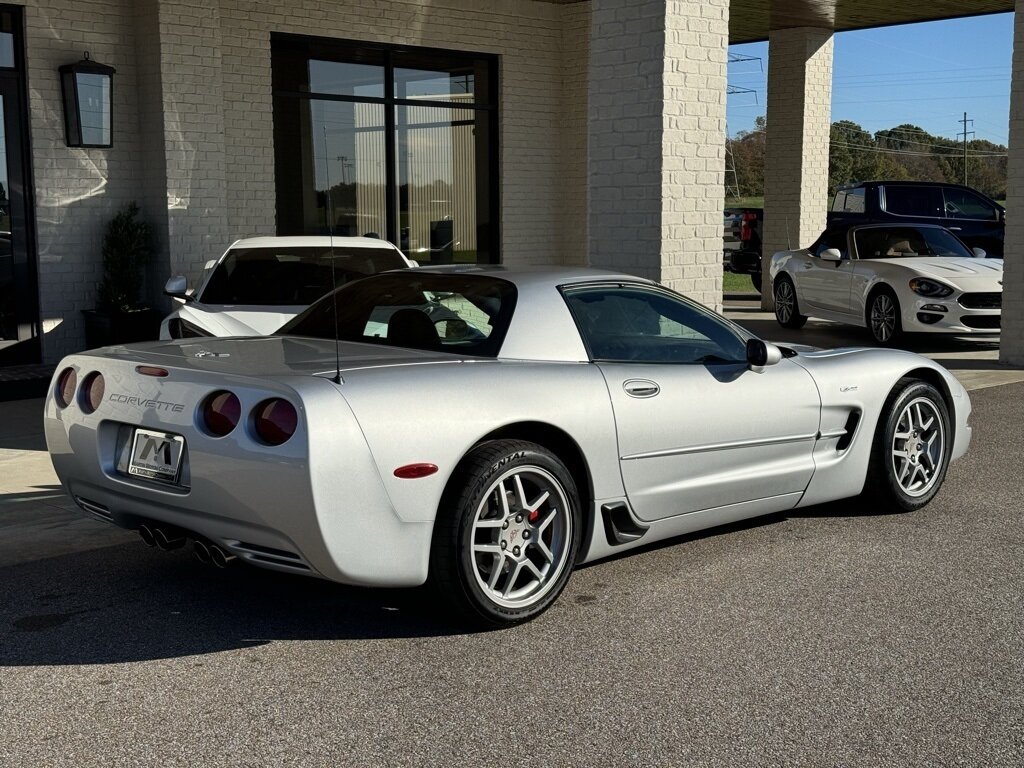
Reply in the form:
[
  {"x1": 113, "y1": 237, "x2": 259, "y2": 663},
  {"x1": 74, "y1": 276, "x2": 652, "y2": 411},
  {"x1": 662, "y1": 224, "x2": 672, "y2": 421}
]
[
  {"x1": 80, "y1": 372, "x2": 105, "y2": 414},
  {"x1": 55, "y1": 368, "x2": 77, "y2": 408},
  {"x1": 394, "y1": 463, "x2": 439, "y2": 479}
]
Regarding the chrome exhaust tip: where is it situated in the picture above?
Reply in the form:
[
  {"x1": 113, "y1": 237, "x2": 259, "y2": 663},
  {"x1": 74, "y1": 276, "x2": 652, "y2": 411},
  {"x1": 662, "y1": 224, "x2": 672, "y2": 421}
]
[
  {"x1": 153, "y1": 527, "x2": 187, "y2": 552},
  {"x1": 209, "y1": 545, "x2": 237, "y2": 569},
  {"x1": 192, "y1": 540, "x2": 211, "y2": 565},
  {"x1": 138, "y1": 524, "x2": 156, "y2": 548}
]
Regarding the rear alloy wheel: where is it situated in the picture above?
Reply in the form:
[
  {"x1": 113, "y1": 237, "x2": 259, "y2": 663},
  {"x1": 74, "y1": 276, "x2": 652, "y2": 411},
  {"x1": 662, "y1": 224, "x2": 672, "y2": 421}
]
[
  {"x1": 431, "y1": 440, "x2": 581, "y2": 627},
  {"x1": 863, "y1": 379, "x2": 952, "y2": 511},
  {"x1": 773, "y1": 275, "x2": 807, "y2": 329},
  {"x1": 868, "y1": 288, "x2": 902, "y2": 346}
]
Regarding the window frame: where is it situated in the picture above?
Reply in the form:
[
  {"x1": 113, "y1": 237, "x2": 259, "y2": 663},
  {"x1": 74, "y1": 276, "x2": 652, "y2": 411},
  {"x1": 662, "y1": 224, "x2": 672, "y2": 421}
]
[
  {"x1": 559, "y1": 282, "x2": 752, "y2": 366},
  {"x1": 270, "y1": 33, "x2": 501, "y2": 264}
]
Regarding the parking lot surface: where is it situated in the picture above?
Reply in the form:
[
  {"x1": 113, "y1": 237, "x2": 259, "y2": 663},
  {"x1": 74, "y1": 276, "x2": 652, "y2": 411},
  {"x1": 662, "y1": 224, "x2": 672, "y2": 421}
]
[{"x1": 1, "y1": 381, "x2": 1022, "y2": 766}]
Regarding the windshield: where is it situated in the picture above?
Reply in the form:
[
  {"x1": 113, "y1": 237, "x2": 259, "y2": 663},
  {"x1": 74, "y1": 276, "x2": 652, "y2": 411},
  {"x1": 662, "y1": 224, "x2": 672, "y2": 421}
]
[
  {"x1": 278, "y1": 272, "x2": 517, "y2": 357},
  {"x1": 198, "y1": 245, "x2": 408, "y2": 306},
  {"x1": 854, "y1": 227, "x2": 973, "y2": 260}
]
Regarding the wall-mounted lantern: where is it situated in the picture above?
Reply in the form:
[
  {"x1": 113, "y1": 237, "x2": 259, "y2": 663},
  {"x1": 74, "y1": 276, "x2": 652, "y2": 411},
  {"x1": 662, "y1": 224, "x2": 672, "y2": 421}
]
[{"x1": 59, "y1": 52, "x2": 115, "y2": 148}]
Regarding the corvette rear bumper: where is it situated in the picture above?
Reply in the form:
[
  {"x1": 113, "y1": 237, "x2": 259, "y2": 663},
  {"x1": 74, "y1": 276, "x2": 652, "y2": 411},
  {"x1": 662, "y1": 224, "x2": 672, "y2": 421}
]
[{"x1": 44, "y1": 357, "x2": 434, "y2": 587}]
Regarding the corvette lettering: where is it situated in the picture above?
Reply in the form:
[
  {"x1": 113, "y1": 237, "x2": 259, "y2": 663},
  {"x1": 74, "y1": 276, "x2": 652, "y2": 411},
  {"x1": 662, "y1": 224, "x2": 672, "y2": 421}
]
[{"x1": 108, "y1": 393, "x2": 185, "y2": 413}]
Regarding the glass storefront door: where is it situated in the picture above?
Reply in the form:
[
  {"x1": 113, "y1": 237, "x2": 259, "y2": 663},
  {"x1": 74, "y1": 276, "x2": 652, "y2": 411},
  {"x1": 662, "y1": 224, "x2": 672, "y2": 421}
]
[{"x1": 0, "y1": 7, "x2": 38, "y2": 365}]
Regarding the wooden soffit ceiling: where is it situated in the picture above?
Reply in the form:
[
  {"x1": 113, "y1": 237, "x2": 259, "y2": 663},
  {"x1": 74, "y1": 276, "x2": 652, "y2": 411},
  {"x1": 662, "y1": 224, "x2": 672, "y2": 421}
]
[
  {"x1": 545, "y1": 1, "x2": 1013, "y2": 45},
  {"x1": 727, "y1": 0, "x2": 1013, "y2": 44}
]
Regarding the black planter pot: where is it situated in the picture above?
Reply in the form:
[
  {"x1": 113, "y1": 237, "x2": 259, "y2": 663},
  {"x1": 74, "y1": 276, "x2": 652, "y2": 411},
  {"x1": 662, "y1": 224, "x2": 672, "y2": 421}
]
[{"x1": 81, "y1": 307, "x2": 162, "y2": 349}]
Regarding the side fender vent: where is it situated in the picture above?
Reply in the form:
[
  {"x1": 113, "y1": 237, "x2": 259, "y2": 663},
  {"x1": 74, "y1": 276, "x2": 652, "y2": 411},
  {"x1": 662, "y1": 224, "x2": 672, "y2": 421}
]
[
  {"x1": 836, "y1": 409, "x2": 861, "y2": 452},
  {"x1": 601, "y1": 502, "x2": 649, "y2": 546}
]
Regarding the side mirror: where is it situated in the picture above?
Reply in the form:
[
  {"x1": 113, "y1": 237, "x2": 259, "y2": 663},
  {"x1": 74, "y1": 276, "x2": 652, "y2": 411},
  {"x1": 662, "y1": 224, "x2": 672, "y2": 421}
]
[
  {"x1": 164, "y1": 275, "x2": 193, "y2": 302},
  {"x1": 746, "y1": 339, "x2": 782, "y2": 372},
  {"x1": 972, "y1": 247, "x2": 987, "y2": 259},
  {"x1": 820, "y1": 248, "x2": 843, "y2": 263}
]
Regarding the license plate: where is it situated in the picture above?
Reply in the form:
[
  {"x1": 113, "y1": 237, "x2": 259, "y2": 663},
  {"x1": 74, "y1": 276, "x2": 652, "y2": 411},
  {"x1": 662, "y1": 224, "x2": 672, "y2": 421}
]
[{"x1": 128, "y1": 428, "x2": 185, "y2": 482}]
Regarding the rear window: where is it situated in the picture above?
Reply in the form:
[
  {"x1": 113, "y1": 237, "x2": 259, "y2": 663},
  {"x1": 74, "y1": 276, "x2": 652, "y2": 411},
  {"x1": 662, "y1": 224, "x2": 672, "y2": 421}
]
[
  {"x1": 882, "y1": 186, "x2": 943, "y2": 218},
  {"x1": 199, "y1": 246, "x2": 408, "y2": 306},
  {"x1": 278, "y1": 272, "x2": 517, "y2": 357},
  {"x1": 831, "y1": 188, "x2": 865, "y2": 214}
]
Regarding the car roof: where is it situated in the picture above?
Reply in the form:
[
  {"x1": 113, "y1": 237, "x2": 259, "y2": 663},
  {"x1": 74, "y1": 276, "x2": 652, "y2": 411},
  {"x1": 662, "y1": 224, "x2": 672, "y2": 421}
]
[
  {"x1": 229, "y1": 236, "x2": 402, "y2": 250},
  {"x1": 407, "y1": 264, "x2": 655, "y2": 289}
]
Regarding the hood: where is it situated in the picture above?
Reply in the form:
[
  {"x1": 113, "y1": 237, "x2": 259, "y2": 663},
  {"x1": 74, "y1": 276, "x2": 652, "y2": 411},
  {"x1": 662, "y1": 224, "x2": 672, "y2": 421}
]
[
  {"x1": 83, "y1": 335, "x2": 474, "y2": 378},
  {"x1": 879, "y1": 257, "x2": 1004, "y2": 284},
  {"x1": 177, "y1": 303, "x2": 305, "y2": 337}
]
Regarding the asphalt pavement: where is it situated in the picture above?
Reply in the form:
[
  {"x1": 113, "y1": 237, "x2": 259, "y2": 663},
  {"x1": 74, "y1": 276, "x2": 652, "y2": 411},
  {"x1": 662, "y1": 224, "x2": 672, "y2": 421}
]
[{"x1": 1, "y1": 344, "x2": 1022, "y2": 766}]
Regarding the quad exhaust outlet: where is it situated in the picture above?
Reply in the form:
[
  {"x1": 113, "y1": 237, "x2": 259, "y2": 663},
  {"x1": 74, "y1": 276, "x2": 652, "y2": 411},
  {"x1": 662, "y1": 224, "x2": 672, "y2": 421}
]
[{"x1": 137, "y1": 524, "x2": 235, "y2": 568}]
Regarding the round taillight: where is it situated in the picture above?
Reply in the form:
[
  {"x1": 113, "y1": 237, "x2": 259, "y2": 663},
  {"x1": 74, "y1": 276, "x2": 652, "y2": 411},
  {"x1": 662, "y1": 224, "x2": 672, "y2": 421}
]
[
  {"x1": 55, "y1": 368, "x2": 77, "y2": 408},
  {"x1": 253, "y1": 398, "x2": 298, "y2": 446},
  {"x1": 201, "y1": 391, "x2": 241, "y2": 437},
  {"x1": 80, "y1": 372, "x2": 105, "y2": 414}
]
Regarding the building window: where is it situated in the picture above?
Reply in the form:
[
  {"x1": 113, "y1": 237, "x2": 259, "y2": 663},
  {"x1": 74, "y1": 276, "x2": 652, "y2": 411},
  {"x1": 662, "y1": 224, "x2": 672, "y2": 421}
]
[{"x1": 272, "y1": 34, "x2": 499, "y2": 265}]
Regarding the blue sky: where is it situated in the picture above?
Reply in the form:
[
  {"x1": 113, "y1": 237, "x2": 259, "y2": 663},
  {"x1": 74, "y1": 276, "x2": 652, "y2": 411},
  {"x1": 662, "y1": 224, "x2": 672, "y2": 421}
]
[{"x1": 727, "y1": 12, "x2": 1014, "y2": 144}]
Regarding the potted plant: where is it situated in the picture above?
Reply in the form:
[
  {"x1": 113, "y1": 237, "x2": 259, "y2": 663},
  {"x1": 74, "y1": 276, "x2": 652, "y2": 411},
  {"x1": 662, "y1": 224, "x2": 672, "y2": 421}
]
[{"x1": 81, "y1": 202, "x2": 161, "y2": 347}]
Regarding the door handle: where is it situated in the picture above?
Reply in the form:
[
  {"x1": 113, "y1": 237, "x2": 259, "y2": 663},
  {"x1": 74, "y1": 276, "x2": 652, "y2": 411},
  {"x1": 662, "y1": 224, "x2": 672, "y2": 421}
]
[
  {"x1": 949, "y1": 227, "x2": 962, "y2": 231},
  {"x1": 623, "y1": 379, "x2": 660, "y2": 398}
]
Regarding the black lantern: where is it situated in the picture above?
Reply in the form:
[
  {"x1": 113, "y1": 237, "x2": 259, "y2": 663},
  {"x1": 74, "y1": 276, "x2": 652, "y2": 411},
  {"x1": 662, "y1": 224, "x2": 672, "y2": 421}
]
[{"x1": 59, "y1": 52, "x2": 115, "y2": 148}]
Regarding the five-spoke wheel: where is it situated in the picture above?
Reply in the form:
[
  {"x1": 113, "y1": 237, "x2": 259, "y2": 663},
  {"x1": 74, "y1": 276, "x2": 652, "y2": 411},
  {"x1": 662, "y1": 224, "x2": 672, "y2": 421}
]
[
  {"x1": 865, "y1": 379, "x2": 952, "y2": 510},
  {"x1": 431, "y1": 440, "x2": 581, "y2": 626}
]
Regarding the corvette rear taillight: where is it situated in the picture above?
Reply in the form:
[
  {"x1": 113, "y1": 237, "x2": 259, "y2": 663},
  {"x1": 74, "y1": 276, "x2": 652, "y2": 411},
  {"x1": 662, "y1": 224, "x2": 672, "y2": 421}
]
[
  {"x1": 55, "y1": 368, "x2": 77, "y2": 408},
  {"x1": 201, "y1": 391, "x2": 241, "y2": 437},
  {"x1": 253, "y1": 398, "x2": 298, "y2": 446},
  {"x1": 80, "y1": 372, "x2": 105, "y2": 414}
]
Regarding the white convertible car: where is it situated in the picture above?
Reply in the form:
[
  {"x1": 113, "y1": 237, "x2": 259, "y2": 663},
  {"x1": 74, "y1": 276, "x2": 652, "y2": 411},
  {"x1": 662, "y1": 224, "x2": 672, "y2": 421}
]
[
  {"x1": 160, "y1": 236, "x2": 414, "y2": 339},
  {"x1": 770, "y1": 223, "x2": 1003, "y2": 344},
  {"x1": 47, "y1": 267, "x2": 971, "y2": 626}
]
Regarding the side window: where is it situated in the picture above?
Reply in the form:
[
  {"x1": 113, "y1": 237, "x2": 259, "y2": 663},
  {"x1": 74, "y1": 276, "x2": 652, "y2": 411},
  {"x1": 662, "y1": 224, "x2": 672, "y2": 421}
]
[
  {"x1": 563, "y1": 286, "x2": 748, "y2": 364},
  {"x1": 831, "y1": 191, "x2": 847, "y2": 212},
  {"x1": 882, "y1": 186, "x2": 943, "y2": 218},
  {"x1": 943, "y1": 189, "x2": 997, "y2": 221},
  {"x1": 813, "y1": 229, "x2": 848, "y2": 258}
]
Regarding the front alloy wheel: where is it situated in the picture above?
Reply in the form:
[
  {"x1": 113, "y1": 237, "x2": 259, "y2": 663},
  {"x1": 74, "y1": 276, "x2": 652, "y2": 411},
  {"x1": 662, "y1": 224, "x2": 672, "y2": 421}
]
[
  {"x1": 864, "y1": 379, "x2": 952, "y2": 511},
  {"x1": 431, "y1": 440, "x2": 582, "y2": 626}
]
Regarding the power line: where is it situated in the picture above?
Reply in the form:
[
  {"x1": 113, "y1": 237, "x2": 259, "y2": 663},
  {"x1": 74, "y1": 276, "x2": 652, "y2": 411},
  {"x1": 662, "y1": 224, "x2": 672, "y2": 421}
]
[{"x1": 831, "y1": 141, "x2": 1006, "y2": 158}]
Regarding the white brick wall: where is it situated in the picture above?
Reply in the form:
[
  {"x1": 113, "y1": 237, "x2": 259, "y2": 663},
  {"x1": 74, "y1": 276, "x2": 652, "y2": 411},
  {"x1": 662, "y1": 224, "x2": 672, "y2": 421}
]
[
  {"x1": 1002, "y1": 0, "x2": 1024, "y2": 365},
  {"x1": 26, "y1": 0, "x2": 147, "y2": 360},
  {"x1": 587, "y1": 0, "x2": 728, "y2": 310},
  {"x1": 761, "y1": 27, "x2": 833, "y2": 310}
]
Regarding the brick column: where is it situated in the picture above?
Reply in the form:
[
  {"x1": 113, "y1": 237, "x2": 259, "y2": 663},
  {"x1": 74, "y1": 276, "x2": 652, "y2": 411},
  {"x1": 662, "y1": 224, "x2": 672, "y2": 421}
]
[
  {"x1": 588, "y1": 0, "x2": 728, "y2": 311},
  {"x1": 761, "y1": 27, "x2": 833, "y2": 310},
  {"x1": 1001, "y1": 0, "x2": 1024, "y2": 366},
  {"x1": 136, "y1": 0, "x2": 230, "y2": 306}
]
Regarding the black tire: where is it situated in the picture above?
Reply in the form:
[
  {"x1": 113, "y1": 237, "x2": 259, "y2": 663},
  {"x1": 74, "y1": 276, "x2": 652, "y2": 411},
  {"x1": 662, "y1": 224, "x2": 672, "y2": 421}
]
[
  {"x1": 750, "y1": 272, "x2": 763, "y2": 294},
  {"x1": 862, "y1": 379, "x2": 952, "y2": 512},
  {"x1": 773, "y1": 275, "x2": 807, "y2": 329},
  {"x1": 430, "y1": 440, "x2": 582, "y2": 627},
  {"x1": 867, "y1": 287, "x2": 903, "y2": 346}
]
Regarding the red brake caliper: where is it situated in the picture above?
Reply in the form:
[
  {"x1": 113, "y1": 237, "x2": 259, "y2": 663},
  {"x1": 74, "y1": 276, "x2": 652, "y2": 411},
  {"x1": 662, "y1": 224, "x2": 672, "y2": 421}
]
[{"x1": 528, "y1": 510, "x2": 540, "y2": 524}]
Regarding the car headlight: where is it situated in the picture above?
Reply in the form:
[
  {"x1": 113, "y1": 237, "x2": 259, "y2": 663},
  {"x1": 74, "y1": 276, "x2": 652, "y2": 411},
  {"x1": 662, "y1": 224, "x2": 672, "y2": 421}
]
[
  {"x1": 168, "y1": 318, "x2": 213, "y2": 338},
  {"x1": 909, "y1": 278, "x2": 954, "y2": 298}
]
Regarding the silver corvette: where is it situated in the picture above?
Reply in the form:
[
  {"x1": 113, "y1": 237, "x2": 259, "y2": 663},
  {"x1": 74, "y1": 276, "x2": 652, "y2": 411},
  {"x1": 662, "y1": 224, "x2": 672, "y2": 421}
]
[{"x1": 45, "y1": 267, "x2": 972, "y2": 625}]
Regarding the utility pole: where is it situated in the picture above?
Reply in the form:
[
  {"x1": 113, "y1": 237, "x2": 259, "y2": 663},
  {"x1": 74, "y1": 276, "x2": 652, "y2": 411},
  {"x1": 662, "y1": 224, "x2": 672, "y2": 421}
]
[{"x1": 958, "y1": 112, "x2": 975, "y2": 186}]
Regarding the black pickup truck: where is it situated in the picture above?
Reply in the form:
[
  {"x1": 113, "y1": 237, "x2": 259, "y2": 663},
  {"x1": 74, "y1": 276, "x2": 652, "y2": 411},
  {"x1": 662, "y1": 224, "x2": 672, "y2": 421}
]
[{"x1": 828, "y1": 181, "x2": 1004, "y2": 257}]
